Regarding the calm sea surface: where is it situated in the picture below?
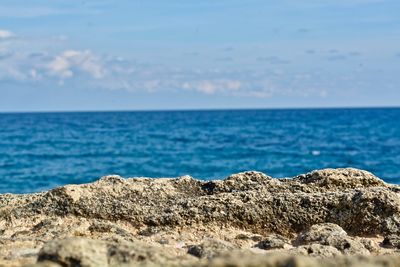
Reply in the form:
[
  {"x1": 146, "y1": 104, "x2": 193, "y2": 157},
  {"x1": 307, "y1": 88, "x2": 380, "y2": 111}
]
[{"x1": 0, "y1": 108, "x2": 399, "y2": 193}]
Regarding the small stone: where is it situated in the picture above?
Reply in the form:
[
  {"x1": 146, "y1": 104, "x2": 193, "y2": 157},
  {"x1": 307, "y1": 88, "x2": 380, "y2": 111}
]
[
  {"x1": 296, "y1": 223, "x2": 347, "y2": 245},
  {"x1": 256, "y1": 234, "x2": 289, "y2": 250},
  {"x1": 360, "y1": 238, "x2": 380, "y2": 253},
  {"x1": 324, "y1": 235, "x2": 369, "y2": 255},
  {"x1": 187, "y1": 239, "x2": 235, "y2": 259},
  {"x1": 296, "y1": 223, "x2": 369, "y2": 255},
  {"x1": 291, "y1": 244, "x2": 342, "y2": 257}
]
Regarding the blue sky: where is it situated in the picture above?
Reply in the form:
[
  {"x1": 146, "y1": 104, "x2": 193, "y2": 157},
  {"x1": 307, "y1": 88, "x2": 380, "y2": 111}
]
[{"x1": 0, "y1": 0, "x2": 399, "y2": 111}]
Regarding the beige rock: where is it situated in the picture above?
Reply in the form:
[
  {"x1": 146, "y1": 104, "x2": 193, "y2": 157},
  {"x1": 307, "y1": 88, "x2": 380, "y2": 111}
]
[
  {"x1": 187, "y1": 238, "x2": 236, "y2": 259},
  {"x1": 296, "y1": 223, "x2": 348, "y2": 245},
  {"x1": 291, "y1": 243, "x2": 342, "y2": 257},
  {"x1": 255, "y1": 234, "x2": 290, "y2": 250},
  {"x1": 0, "y1": 168, "x2": 399, "y2": 266},
  {"x1": 36, "y1": 237, "x2": 195, "y2": 267},
  {"x1": 295, "y1": 223, "x2": 370, "y2": 255}
]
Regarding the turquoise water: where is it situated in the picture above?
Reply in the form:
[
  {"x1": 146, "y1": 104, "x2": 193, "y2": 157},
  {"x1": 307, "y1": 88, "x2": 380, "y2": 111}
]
[{"x1": 0, "y1": 108, "x2": 399, "y2": 193}]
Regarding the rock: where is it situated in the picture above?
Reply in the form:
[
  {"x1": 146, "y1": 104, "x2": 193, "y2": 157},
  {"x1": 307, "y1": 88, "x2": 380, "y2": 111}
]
[
  {"x1": 200, "y1": 253, "x2": 400, "y2": 267},
  {"x1": 0, "y1": 168, "x2": 400, "y2": 266},
  {"x1": 359, "y1": 238, "x2": 380, "y2": 253},
  {"x1": 37, "y1": 238, "x2": 108, "y2": 266},
  {"x1": 294, "y1": 168, "x2": 386, "y2": 189},
  {"x1": 324, "y1": 235, "x2": 370, "y2": 255},
  {"x1": 296, "y1": 223, "x2": 369, "y2": 255},
  {"x1": 201, "y1": 171, "x2": 274, "y2": 195},
  {"x1": 187, "y1": 239, "x2": 236, "y2": 259},
  {"x1": 296, "y1": 223, "x2": 348, "y2": 245},
  {"x1": 291, "y1": 244, "x2": 342, "y2": 257},
  {"x1": 255, "y1": 234, "x2": 289, "y2": 250},
  {"x1": 4, "y1": 168, "x2": 399, "y2": 236},
  {"x1": 137, "y1": 227, "x2": 159, "y2": 237},
  {"x1": 37, "y1": 237, "x2": 194, "y2": 267}
]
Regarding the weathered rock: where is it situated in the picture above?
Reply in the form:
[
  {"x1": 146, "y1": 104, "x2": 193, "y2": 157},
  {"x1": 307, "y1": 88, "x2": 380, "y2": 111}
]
[
  {"x1": 359, "y1": 238, "x2": 380, "y2": 253},
  {"x1": 37, "y1": 238, "x2": 194, "y2": 267},
  {"x1": 296, "y1": 223, "x2": 348, "y2": 245},
  {"x1": 296, "y1": 223, "x2": 369, "y2": 255},
  {"x1": 294, "y1": 168, "x2": 386, "y2": 189},
  {"x1": 37, "y1": 238, "x2": 108, "y2": 266},
  {"x1": 196, "y1": 253, "x2": 400, "y2": 267},
  {"x1": 0, "y1": 168, "x2": 399, "y2": 266},
  {"x1": 187, "y1": 239, "x2": 236, "y2": 259},
  {"x1": 324, "y1": 235, "x2": 370, "y2": 255},
  {"x1": 291, "y1": 244, "x2": 342, "y2": 257},
  {"x1": 255, "y1": 234, "x2": 290, "y2": 250}
]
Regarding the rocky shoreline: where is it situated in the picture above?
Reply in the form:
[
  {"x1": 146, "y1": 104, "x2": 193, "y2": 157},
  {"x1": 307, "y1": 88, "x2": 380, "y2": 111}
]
[{"x1": 1, "y1": 168, "x2": 400, "y2": 266}]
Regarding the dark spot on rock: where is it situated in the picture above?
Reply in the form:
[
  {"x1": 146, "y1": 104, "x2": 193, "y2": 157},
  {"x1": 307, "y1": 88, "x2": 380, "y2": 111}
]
[
  {"x1": 138, "y1": 227, "x2": 159, "y2": 237},
  {"x1": 137, "y1": 255, "x2": 146, "y2": 261},
  {"x1": 187, "y1": 245, "x2": 203, "y2": 258},
  {"x1": 157, "y1": 239, "x2": 169, "y2": 245},
  {"x1": 66, "y1": 257, "x2": 81, "y2": 267},
  {"x1": 201, "y1": 182, "x2": 217, "y2": 194},
  {"x1": 382, "y1": 235, "x2": 400, "y2": 248}
]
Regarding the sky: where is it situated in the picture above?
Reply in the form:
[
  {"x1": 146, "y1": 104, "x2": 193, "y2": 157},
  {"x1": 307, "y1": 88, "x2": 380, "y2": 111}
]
[{"x1": 0, "y1": 0, "x2": 399, "y2": 111}]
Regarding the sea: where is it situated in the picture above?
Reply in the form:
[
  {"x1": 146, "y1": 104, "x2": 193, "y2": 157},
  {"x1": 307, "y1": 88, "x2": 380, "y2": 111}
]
[{"x1": 0, "y1": 108, "x2": 399, "y2": 194}]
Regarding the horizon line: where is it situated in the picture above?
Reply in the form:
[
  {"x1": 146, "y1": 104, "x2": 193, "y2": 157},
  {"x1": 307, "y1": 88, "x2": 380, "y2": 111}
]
[{"x1": 0, "y1": 105, "x2": 400, "y2": 115}]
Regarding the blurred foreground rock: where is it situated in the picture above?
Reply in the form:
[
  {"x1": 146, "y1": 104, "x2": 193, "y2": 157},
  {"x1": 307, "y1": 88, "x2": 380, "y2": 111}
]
[{"x1": 0, "y1": 168, "x2": 400, "y2": 266}]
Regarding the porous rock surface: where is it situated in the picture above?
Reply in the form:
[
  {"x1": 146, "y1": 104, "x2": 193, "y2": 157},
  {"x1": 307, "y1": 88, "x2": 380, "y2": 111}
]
[{"x1": 0, "y1": 168, "x2": 400, "y2": 266}]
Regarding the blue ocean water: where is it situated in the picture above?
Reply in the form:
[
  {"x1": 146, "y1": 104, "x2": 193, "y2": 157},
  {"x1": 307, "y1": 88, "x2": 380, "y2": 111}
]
[{"x1": 0, "y1": 108, "x2": 399, "y2": 193}]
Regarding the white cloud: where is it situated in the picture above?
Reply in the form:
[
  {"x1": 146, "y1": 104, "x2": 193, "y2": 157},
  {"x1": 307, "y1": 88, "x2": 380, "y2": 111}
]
[
  {"x1": 29, "y1": 68, "x2": 41, "y2": 80},
  {"x1": 182, "y1": 80, "x2": 241, "y2": 94},
  {"x1": 0, "y1": 46, "x2": 334, "y2": 100},
  {"x1": 0, "y1": 45, "x2": 335, "y2": 100},
  {"x1": 0, "y1": 29, "x2": 14, "y2": 40},
  {"x1": 47, "y1": 50, "x2": 105, "y2": 79}
]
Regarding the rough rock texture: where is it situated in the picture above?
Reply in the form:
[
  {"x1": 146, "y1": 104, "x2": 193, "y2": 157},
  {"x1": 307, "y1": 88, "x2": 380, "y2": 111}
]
[
  {"x1": 0, "y1": 168, "x2": 400, "y2": 266},
  {"x1": 187, "y1": 238, "x2": 236, "y2": 259},
  {"x1": 255, "y1": 234, "x2": 290, "y2": 250},
  {"x1": 295, "y1": 223, "x2": 370, "y2": 255}
]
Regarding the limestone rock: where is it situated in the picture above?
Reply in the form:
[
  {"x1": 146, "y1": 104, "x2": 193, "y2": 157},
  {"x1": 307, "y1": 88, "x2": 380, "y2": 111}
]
[
  {"x1": 324, "y1": 235, "x2": 370, "y2": 255},
  {"x1": 187, "y1": 239, "x2": 236, "y2": 259},
  {"x1": 199, "y1": 253, "x2": 400, "y2": 267},
  {"x1": 37, "y1": 238, "x2": 108, "y2": 266},
  {"x1": 0, "y1": 168, "x2": 399, "y2": 267},
  {"x1": 255, "y1": 234, "x2": 290, "y2": 250},
  {"x1": 359, "y1": 238, "x2": 380, "y2": 253},
  {"x1": 296, "y1": 223, "x2": 348, "y2": 245},
  {"x1": 37, "y1": 238, "x2": 194, "y2": 267},
  {"x1": 296, "y1": 223, "x2": 369, "y2": 255},
  {"x1": 291, "y1": 244, "x2": 342, "y2": 257},
  {"x1": 294, "y1": 168, "x2": 386, "y2": 189}
]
